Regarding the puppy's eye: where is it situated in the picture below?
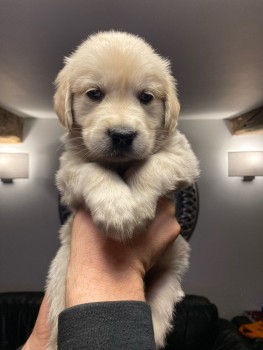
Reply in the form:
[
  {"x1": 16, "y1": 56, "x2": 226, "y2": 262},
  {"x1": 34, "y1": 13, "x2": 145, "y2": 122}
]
[
  {"x1": 86, "y1": 88, "x2": 104, "y2": 101},
  {"x1": 139, "y1": 92, "x2": 154, "y2": 104}
]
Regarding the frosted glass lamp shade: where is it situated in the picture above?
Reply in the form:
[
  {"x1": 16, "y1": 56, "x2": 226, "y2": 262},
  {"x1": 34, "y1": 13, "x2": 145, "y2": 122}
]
[
  {"x1": 228, "y1": 151, "x2": 263, "y2": 181},
  {"x1": 0, "y1": 153, "x2": 29, "y2": 181}
]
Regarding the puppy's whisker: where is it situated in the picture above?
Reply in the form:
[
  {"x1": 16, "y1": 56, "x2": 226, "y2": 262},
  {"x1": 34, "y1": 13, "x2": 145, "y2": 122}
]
[
  {"x1": 69, "y1": 147, "x2": 90, "y2": 157},
  {"x1": 55, "y1": 141, "x2": 72, "y2": 154}
]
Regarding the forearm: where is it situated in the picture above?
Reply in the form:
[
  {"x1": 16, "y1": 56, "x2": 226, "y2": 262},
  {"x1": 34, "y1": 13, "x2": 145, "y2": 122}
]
[{"x1": 66, "y1": 232, "x2": 146, "y2": 306}]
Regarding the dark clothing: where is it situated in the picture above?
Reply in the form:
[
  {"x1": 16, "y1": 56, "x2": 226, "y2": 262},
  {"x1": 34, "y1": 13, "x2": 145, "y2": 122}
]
[
  {"x1": 58, "y1": 301, "x2": 156, "y2": 349},
  {"x1": 19, "y1": 301, "x2": 156, "y2": 350}
]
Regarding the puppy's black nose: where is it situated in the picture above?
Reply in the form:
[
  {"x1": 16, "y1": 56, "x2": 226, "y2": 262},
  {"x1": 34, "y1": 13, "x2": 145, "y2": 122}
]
[{"x1": 108, "y1": 128, "x2": 137, "y2": 149}]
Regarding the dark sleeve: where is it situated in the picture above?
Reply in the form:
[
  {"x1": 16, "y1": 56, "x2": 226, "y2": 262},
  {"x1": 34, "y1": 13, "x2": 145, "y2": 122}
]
[{"x1": 58, "y1": 301, "x2": 156, "y2": 350}]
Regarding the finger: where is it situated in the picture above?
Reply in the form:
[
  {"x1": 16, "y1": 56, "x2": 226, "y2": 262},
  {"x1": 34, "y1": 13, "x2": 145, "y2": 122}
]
[
  {"x1": 140, "y1": 200, "x2": 180, "y2": 252},
  {"x1": 157, "y1": 197, "x2": 176, "y2": 216}
]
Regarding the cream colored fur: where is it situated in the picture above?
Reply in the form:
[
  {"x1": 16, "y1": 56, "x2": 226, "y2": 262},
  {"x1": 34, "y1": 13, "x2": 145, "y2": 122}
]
[{"x1": 46, "y1": 31, "x2": 199, "y2": 349}]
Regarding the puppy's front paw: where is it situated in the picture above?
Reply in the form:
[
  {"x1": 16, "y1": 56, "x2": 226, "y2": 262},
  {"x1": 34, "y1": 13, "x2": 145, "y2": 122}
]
[
  {"x1": 60, "y1": 190, "x2": 81, "y2": 209},
  {"x1": 88, "y1": 196, "x2": 137, "y2": 241},
  {"x1": 56, "y1": 170, "x2": 82, "y2": 209}
]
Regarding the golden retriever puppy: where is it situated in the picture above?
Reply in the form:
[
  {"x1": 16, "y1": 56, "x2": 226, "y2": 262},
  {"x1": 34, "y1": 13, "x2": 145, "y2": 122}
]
[{"x1": 46, "y1": 31, "x2": 199, "y2": 349}]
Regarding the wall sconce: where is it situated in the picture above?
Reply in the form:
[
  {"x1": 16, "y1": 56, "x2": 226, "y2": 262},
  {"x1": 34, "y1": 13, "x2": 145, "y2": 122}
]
[
  {"x1": 228, "y1": 151, "x2": 263, "y2": 181},
  {"x1": 0, "y1": 153, "x2": 29, "y2": 183}
]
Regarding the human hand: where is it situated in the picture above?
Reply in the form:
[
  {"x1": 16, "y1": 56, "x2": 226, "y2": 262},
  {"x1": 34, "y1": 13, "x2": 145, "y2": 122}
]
[
  {"x1": 66, "y1": 198, "x2": 180, "y2": 307},
  {"x1": 22, "y1": 198, "x2": 180, "y2": 348},
  {"x1": 22, "y1": 294, "x2": 50, "y2": 350}
]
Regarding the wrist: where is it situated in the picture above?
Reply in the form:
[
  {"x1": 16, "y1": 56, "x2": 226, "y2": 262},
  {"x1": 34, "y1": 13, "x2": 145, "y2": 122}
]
[{"x1": 66, "y1": 267, "x2": 145, "y2": 307}]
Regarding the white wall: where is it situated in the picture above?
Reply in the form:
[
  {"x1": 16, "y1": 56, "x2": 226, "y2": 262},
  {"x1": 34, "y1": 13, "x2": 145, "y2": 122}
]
[
  {"x1": 179, "y1": 119, "x2": 263, "y2": 319},
  {"x1": 0, "y1": 118, "x2": 262, "y2": 320},
  {"x1": 0, "y1": 118, "x2": 63, "y2": 291}
]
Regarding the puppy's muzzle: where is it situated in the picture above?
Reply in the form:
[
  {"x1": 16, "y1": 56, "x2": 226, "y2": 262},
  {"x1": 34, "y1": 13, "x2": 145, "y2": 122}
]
[{"x1": 107, "y1": 128, "x2": 137, "y2": 151}]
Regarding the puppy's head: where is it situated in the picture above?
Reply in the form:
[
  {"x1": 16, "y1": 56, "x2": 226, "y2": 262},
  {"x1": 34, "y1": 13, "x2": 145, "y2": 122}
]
[{"x1": 54, "y1": 31, "x2": 180, "y2": 163}]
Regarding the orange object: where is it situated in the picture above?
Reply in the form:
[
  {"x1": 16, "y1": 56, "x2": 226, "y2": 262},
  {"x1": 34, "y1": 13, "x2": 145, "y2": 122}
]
[{"x1": 239, "y1": 321, "x2": 263, "y2": 339}]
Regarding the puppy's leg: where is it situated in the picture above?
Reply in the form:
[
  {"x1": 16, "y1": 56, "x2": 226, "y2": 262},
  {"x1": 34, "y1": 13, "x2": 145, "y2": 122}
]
[
  {"x1": 146, "y1": 236, "x2": 190, "y2": 348},
  {"x1": 46, "y1": 216, "x2": 73, "y2": 350},
  {"x1": 126, "y1": 131, "x2": 199, "y2": 227},
  {"x1": 57, "y1": 157, "x2": 138, "y2": 240}
]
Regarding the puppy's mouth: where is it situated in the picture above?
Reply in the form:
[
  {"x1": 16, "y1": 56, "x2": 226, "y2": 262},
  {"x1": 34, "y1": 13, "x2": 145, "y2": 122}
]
[
  {"x1": 107, "y1": 148, "x2": 135, "y2": 162},
  {"x1": 103, "y1": 127, "x2": 140, "y2": 162}
]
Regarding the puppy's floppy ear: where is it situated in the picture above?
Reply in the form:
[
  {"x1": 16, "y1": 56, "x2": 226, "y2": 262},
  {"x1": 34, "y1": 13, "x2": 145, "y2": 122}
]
[
  {"x1": 164, "y1": 76, "x2": 180, "y2": 133},
  {"x1": 54, "y1": 59, "x2": 73, "y2": 129}
]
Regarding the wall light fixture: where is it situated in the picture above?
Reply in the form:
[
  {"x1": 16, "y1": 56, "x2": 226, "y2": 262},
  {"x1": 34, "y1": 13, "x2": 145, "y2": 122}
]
[
  {"x1": 0, "y1": 153, "x2": 29, "y2": 183},
  {"x1": 228, "y1": 151, "x2": 263, "y2": 181}
]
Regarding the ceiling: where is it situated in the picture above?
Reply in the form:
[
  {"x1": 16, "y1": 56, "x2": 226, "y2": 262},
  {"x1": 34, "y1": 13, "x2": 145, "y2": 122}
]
[{"x1": 0, "y1": 0, "x2": 262, "y2": 120}]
